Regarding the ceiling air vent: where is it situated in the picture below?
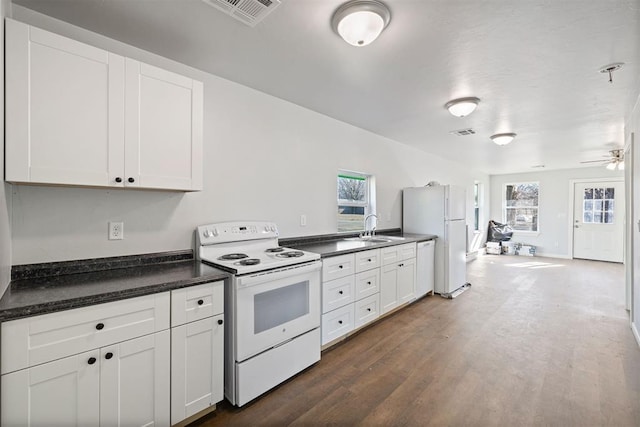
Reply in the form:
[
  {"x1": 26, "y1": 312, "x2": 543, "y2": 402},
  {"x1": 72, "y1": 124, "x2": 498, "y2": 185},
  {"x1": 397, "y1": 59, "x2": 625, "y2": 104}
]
[
  {"x1": 202, "y1": 0, "x2": 282, "y2": 27},
  {"x1": 450, "y1": 128, "x2": 476, "y2": 136}
]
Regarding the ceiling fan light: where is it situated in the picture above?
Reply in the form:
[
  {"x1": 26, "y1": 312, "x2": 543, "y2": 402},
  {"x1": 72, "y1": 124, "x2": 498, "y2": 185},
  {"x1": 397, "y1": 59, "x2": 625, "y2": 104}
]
[
  {"x1": 606, "y1": 161, "x2": 617, "y2": 170},
  {"x1": 617, "y1": 160, "x2": 624, "y2": 170},
  {"x1": 445, "y1": 97, "x2": 480, "y2": 117},
  {"x1": 332, "y1": 1, "x2": 391, "y2": 47},
  {"x1": 490, "y1": 132, "x2": 516, "y2": 146}
]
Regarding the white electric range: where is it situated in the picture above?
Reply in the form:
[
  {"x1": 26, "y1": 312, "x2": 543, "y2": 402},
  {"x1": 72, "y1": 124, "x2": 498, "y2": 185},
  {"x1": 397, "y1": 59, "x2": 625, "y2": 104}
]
[{"x1": 196, "y1": 221, "x2": 321, "y2": 407}]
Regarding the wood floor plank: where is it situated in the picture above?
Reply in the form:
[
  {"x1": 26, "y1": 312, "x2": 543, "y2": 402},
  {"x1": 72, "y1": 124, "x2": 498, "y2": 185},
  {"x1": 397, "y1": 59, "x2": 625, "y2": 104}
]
[{"x1": 192, "y1": 255, "x2": 640, "y2": 427}]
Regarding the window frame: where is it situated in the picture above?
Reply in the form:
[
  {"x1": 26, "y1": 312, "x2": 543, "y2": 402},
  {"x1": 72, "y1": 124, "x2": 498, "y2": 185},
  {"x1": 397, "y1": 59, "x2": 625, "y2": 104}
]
[
  {"x1": 337, "y1": 170, "x2": 375, "y2": 233},
  {"x1": 502, "y1": 181, "x2": 540, "y2": 234}
]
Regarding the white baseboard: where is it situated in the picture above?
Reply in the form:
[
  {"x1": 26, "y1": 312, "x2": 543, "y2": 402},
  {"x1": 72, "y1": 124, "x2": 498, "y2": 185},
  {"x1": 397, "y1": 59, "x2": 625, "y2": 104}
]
[
  {"x1": 633, "y1": 322, "x2": 640, "y2": 349},
  {"x1": 536, "y1": 253, "x2": 572, "y2": 260}
]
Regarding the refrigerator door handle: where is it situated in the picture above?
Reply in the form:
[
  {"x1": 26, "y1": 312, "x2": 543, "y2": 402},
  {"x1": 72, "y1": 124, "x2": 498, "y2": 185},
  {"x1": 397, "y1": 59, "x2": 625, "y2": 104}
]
[{"x1": 445, "y1": 198, "x2": 449, "y2": 220}]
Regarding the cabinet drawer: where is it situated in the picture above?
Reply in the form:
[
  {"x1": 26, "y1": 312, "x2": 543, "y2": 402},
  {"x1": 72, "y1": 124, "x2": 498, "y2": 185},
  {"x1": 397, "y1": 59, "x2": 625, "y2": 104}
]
[
  {"x1": 322, "y1": 275, "x2": 355, "y2": 314},
  {"x1": 321, "y1": 304, "x2": 354, "y2": 345},
  {"x1": 381, "y1": 243, "x2": 416, "y2": 265},
  {"x1": 322, "y1": 254, "x2": 355, "y2": 282},
  {"x1": 354, "y1": 293, "x2": 380, "y2": 329},
  {"x1": 171, "y1": 281, "x2": 224, "y2": 327},
  {"x1": 1, "y1": 292, "x2": 170, "y2": 375},
  {"x1": 354, "y1": 269, "x2": 380, "y2": 300},
  {"x1": 354, "y1": 249, "x2": 381, "y2": 273}
]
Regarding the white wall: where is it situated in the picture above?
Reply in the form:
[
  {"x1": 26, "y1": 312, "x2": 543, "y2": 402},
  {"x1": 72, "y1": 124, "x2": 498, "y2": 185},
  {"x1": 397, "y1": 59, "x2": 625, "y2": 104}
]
[
  {"x1": 0, "y1": 0, "x2": 13, "y2": 295},
  {"x1": 8, "y1": 6, "x2": 489, "y2": 265},
  {"x1": 490, "y1": 167, "x2": 624, "y2": 258}
]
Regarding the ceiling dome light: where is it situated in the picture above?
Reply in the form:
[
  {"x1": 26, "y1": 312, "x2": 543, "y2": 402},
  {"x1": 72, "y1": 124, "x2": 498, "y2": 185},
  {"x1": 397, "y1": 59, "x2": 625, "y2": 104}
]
[
  {"x1": 332, "y1": 0, "x2": 391, "y2": 47},
  {"x1": 445, "y1": 97, "x2": 480, "y2": 117},
  {"x1": 490, "y1": 133, "x2": 517, "y2": 146}
]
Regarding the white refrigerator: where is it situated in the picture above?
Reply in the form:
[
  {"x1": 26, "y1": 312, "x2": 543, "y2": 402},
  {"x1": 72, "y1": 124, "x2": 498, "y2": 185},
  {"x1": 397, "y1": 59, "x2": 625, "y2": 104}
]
[{"x1": 403, "y1": 185, "x2": 468, "y2": 297}]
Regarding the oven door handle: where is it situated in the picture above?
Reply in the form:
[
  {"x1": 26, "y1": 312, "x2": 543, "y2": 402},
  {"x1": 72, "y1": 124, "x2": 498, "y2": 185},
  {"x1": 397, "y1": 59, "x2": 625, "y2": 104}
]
[{"x1": 237, "y1": 261, "x2": 321, "y2": 287}]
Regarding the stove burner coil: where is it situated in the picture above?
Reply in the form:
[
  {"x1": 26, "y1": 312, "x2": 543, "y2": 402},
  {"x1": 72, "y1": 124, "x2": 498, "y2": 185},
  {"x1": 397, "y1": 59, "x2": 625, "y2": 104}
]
[
  {"x1": 277, "y1": 251, "x2": 304, "y2": 258},
  {"x1": 238, "y1": 258, "x2": 261, "y2": 266},
  {"x1": 265, "y1": 247, "x2": 285, "y2": 253},
  {"x1": 218, "y1": 253, "x2": 249, "y2": 260}
]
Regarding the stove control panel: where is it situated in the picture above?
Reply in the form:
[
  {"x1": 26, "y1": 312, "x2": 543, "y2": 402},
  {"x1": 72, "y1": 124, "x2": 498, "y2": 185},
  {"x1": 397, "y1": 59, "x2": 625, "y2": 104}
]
[{"x1": 197, "y1": 221, "x2": 279, "y2": 246}]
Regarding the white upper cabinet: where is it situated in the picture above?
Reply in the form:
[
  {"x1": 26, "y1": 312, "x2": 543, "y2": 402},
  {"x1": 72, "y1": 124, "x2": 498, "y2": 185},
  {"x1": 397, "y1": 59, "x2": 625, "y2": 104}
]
[
  {"x1": 125, "y1": 59, "x2": 203, "y2": 191},
  {"x1": 5, "y1": 19, "x2": 203, "y2": 192}
]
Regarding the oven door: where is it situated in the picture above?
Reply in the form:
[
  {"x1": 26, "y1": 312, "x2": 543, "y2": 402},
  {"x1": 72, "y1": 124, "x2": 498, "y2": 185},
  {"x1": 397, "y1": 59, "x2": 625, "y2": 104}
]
[{"x1": 234, "y1": 261, "x2": 321, "y2": 362}]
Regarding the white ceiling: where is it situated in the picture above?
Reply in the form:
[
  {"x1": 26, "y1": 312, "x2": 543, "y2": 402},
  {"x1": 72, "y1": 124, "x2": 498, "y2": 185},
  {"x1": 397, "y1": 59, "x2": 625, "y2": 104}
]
[{"x1": 12, "y1": 0, "x2": 640, "y2": 175}]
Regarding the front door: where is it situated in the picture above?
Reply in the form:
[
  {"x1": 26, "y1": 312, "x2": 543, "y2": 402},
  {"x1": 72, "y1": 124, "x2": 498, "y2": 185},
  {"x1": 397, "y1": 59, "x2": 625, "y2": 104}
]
[{"x1": 573, "y1": 181, "x2": 624, "y2": 262}]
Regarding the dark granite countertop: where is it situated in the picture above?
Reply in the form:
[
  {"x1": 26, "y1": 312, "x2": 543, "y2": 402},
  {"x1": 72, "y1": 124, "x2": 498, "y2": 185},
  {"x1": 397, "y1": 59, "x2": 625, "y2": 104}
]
[
  {"x1": 281, "y1": 231, "x2": 437, "y2": 258},
  {"x1": 0, "y1": 251, "x2": 229, "y2": 322}
]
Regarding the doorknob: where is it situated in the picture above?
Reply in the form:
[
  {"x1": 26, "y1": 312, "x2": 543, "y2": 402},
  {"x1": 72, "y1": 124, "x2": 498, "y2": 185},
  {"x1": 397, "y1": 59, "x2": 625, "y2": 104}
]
[{"x1": 574, "y1": 225, "x2": 579, "y2": 228}]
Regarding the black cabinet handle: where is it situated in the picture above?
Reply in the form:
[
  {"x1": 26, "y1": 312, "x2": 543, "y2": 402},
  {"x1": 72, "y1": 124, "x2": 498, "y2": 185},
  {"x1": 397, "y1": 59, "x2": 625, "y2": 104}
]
[
  {"x1": 217, "y1": 319, "x2": 223, "y2": 325},
  {"x1": 115, "y1": 177, "x2": 122, "y2": 183},
  {"x1": 88, "y1": 357, "x2": 97, "y2": 365},
  {"x1": 105, "y1": 352, "x2": 113, "y2": 360},
  {"x1": 367, "y1": 281, "x2": 371, "y2": 285},
  {"x1": 128, "y1": 177, "x2": 135, "y2": 183},
  {"x1": 398, "y1": 263, "x2": 404, "y2": 267},
  {"x1": 338, "y1": 290, "x2": 343, "y2": 295},
  {"x1": 338, "y1": 320, "x2": 343, "y2": 324},
  {"x1": 338, "y1": 265, "x2": 343, "y2": 269},
  {"x1": 197, "y1": 299, "x2": 204, "y2": 305},
  {"x1": 96, "y1": 323, "x2": 104, "y2": 330},
  {"x1": 367, "y1": 308, "x2": 372, "y2": 312}
]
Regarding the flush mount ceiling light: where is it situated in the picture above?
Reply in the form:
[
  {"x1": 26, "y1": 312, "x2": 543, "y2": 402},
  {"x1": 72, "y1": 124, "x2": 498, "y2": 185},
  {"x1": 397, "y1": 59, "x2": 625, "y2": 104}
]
[
  {"x1": 445, "y1": 97, "x2": 480, "y2": 117},
  {"x1": 331, "y1": 0, "x2": 391, "y2": 47},
  {"x1": 490, "y1": 133, "x2": 517, "y2": 146}
]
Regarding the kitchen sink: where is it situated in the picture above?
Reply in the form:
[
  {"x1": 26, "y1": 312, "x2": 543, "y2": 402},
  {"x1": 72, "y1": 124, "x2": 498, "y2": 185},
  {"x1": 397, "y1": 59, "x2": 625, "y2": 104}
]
[{"x1": 344, "y1": 235, "x2": 406, "y2": 243}]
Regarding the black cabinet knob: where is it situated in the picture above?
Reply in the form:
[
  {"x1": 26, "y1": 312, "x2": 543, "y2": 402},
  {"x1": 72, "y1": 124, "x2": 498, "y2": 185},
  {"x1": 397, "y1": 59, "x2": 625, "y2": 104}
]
[
  {"x1": 96, "y1": 323, "x2": 104, "y2": 330},
  {"x1": 338, "y1": 290, "x2": 343, "y2": 295},
  {"x1": 399, "y1": 263, "x2": 404, "y2": 267},
  {"x1": 197, "y1": 299, "x2": 204, "y2": 305},
  {"x1": 338, "y1": 320, "x2": 343, "y2": 324},
  {"x1": 217, "y1": 319, "x2": 223, "y2": 325},
  {"x1": 368, "y1": 258, "x2": 372, "y2": 262},
  {"x1": 88, "y1": 357, "x2": 97, "y2": 365},
  {"x1": 128, "y1": 177, "x2": 135, "y2": 183},
  {"x1": 338, "y1": 265, "x2": 343, "y2": 269},
  {"x1": 105, "y1": 352, "x2": 113, "y2": 360},
  {"x1": 367, "y1": 281, "x2": 371, "y2": 285},
  {"x1": 367, "y1": 308, "x2": 372, "y2": 312},
  {"x1": 115, "y1": 177, "x2": 122, "y2": 183}
]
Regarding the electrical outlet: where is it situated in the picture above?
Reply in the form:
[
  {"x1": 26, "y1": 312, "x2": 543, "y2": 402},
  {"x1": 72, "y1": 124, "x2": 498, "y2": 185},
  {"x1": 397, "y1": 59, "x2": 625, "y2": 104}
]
[
  {"x1": 109, "y1": 222, "x2": 124, "y2": 240},
  {"x1": 300, "y1": 214, "x2": 307, "y2": 226}
]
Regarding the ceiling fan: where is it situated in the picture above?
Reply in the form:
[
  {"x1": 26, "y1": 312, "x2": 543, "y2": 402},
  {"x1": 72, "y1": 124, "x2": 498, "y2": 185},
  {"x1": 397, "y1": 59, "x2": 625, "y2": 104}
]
[{"x1": 580, "y1": 149, "x2": 625, "y2": 170}]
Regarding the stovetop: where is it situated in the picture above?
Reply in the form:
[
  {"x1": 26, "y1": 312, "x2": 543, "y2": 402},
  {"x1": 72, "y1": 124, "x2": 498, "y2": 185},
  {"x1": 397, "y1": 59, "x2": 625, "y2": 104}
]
[{"x1": 196, "y1": 221, "x2": 320, "y2": 275}]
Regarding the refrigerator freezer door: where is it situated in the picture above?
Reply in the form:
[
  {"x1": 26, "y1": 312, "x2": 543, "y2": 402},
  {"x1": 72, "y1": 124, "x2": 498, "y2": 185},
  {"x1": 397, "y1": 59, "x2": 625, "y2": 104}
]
[
  {"x1": 444, "y1": 219, "x2": 467, "y2": 294},
  {"x1": 445, "y1": 185, "x2": 466, "y2": 221}
]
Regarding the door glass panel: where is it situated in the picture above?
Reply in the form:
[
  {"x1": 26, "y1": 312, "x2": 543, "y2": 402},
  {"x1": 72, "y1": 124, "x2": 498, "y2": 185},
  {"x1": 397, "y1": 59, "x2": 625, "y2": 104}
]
[
  {"x1": 584, "y1": 211, "x2": 593, "y2": 223},
  {"x1": 594, "y1": 188, "x2": 604, "y2": 199},
  {"x1": 605, "y1": 187, "x2": 615, "y2": 199},
  {"x1": 594, "y1": 212, "x2": 603, "y2": 223},
  {"x1": 584, "y1": 188, "x2": 593, "y2": 199},
  {"x1": 594, "y1": 200, "x2": 603, "y2": 210},
  {"x1": 254, "y1": 281, "x2": 309, "y2": 334}
]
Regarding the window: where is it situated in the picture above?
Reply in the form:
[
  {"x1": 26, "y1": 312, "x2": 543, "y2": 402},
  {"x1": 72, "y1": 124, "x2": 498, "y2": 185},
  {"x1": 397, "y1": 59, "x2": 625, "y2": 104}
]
[
  {"x1": 337, "y1": 171, "x2": 374, "y2": 232},
  {"x1": 504, "y1": 182, "x2": 539, "y2": 232},
  {"x1": 582, "y1": 187, "x2": 615, "y2": 224}
]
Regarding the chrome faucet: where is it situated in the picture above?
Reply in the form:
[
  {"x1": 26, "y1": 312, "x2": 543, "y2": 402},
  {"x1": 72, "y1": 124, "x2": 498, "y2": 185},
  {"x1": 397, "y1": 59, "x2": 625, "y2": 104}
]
[{"x1": 362, "y1": 214, "x2": 379, "y2": 238}]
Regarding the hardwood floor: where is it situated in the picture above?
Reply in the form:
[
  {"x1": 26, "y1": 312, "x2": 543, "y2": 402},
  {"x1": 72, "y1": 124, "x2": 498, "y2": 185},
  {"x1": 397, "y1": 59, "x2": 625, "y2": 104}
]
[{"x1": 193, "y1": 255, "x2": 640, "y2": 426}]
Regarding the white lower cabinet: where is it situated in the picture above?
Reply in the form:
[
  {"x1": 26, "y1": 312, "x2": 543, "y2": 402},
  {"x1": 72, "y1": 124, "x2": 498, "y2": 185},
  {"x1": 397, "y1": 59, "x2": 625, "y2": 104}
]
[
  {"x1": 170, "y1": 281, "x2": 224, "y2": 425},
  {"x1": 1, "y1": 331, "x2": 170, "y2": 427},
  {"x1": 1, "y1": 281, "x2": 226, "y2": 427},
  {"x1": 380, "y1": 243, "x2": 417, "y2": 315},
  {"x1": 321, "y1": 249, "x2": 381, "y2": 346}
]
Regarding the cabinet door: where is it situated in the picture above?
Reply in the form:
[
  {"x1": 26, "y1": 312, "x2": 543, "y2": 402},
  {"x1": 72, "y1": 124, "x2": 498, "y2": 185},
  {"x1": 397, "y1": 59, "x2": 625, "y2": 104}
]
[
  {"x1": 380, "y1": 263, "x2": 398, "y2": 314},
  {"x1": 5, "y1": 19, "x2": 125, "y2": 187},
  {"x1": 100, "y1": 330, "x2": 170, "y2": 426},
  {"x1": 1, "y1": 350, "x2": 100, "y2": 427},
  {"x1": 125, "y1": 59, "x2": 203, "y2": 191},
  {"x1": 397, "y1": 258, "x2": 417, "y2": 305},
  {"x1": 171, "y1": 314, "x2": 224, "y2": 425}
]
